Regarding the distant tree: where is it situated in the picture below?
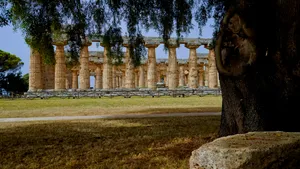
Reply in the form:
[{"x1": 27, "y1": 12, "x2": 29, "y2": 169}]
[
  {"x1": 0, "y1": 72, "x2": 28, "y2": 94},
  {"x1": 22, "y1": 73, "x2": 29, "y2": 87},
  {"x1": 0, "y1": 50, "x2": 23, "y2": 73},
  {"x1": 0, "y1": 50, "x2": 26, "y2": 95}
]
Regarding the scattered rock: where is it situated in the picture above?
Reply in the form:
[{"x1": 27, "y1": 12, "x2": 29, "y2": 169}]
[{"x1": 190, "y1": 131, "x2": 300, "y2": 169}]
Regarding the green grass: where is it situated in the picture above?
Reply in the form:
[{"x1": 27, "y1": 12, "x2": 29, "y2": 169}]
[
  {"x1": 0, "y1": 116, "x2": 220, "y2": 169},
  {"x1": 0, "y1": 95, "x2": 222, "y2": 118}
]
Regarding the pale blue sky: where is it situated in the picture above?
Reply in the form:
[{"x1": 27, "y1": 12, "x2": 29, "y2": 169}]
[{"x1": 0, "y1": 19, "x2": 214, "y2": 76}]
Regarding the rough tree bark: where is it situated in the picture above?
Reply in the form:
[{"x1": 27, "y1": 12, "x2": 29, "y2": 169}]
[{"x1": 218, "y1": 0, "x2": 300, "y2": 136}]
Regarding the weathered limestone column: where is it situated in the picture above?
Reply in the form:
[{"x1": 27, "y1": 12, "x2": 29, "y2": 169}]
[
  {"x1": 135, "y1": 70, "x2": 138, "y2": 88},
  {"x1": 179, "y1": 64, "x2": 185, "y2": 87},
  {"x1": 186, "y1": 44, "x2": 200, "y2": 89},
  {"x1": 44, "y1": 64, "x2": 55, "y2": 89},
  {"x1": 95, "y1": 66, "x2": 102, "y2": 89},
  {"x1": 146, "y1": 44, "x2": 159, "y2": 90},
  {"x1": 72, "y1": 70, "x2": 78, "y2": 89},
  {"x1": 168, "y1": 45, "x2": 179, "y2": 89},
  {"x1": 204, "y1": 63, "x2": 209, "y2": 86},
  {"x1": 116, "y1": 76, "x2": 119, "y2": 88},
  {"x1": 41, "y1": 61, "x2": 46, "y2": 89},
  {"x1": 138, "y1": 66, "x2": 145, "y2": 87},
  {"x1": 79, "y1": 42, "x2": 91, "y2": 90},
  {"x1": 54, "y1": 43, "x2": 67, "y2": 91},
  {"x1": 208, "y1": 49, "x2": 218, "y2": 88},
  {"x1": 65, "y1": 69, "x2": 72, "y2": 89},
  {"x1": 198, "y1": 64, "x2": 204, "y2": 87},
  {"x1": 101, "y1": 44, "x2": 112, "y2": 89},
  {"x1": 144, "y1": 71, "x2": 148, "y2": 88},
  {"x1": 122, "y1": 71, "x2": 126, "y2": 88},
  {"x1": 119, "y1": 75, "x2": 123, "y2": 88},
  {"x1": 29, "y1": 48, "x2": 43, "y2": 91},
  {"x1": 157, "y1": 70, "x2": 161, "y2": 83},
  {"x1": 166, "y1": 71, "x2": 169, "y2": 87},
  {"x1": 124, "y1": 47, "x2": 135, "y2": 89},
  {"x1": 112, "y1": 66, "x2": 117, "y2": 89}
]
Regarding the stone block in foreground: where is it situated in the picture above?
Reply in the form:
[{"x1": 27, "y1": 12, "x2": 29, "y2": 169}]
[{"x1": 190, "y1": 131, "x2": 300, "y2": 169}]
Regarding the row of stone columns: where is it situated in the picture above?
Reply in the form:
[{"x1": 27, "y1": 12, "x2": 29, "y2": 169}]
[{"x1": 29, "y1": 43, "x2": 219, "y2": 91}]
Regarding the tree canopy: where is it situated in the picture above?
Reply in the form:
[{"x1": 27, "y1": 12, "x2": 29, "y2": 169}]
[
  {"x1": 0, "y1": 50, "x2": 27, "y2": 95},
  {"x1": 0, "y1": 50, "x2": 23, "y2": 73},
  {"x1": 0, "y1": 72, "x2": 28, "y2": 94},
  {"x1": 0, "y1": 0, "x2": 230, "y2": 66}
]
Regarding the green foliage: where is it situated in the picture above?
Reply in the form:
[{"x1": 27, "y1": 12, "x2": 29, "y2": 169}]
[
  {"x1": 3, "y1": 0, "x2": 249, "y2": 66},
  {"x1": 0, "y1": 0, "x2": 10, "y2": 27},
  {"x1": 0, "y1": 50, "x2": 27, "y2": 94},
  {"x1": 0, "y1": 72, "x2": 28, "y2": 94},
  {"x1": 22, "y1": 73, "x2": 29, "y2": 86},
  {"x1": 0, "y1": 50, "x2": 23, "y2": 73},
  {"x1": 102, "y1": 26, "x2": 124, "y2": 65}
]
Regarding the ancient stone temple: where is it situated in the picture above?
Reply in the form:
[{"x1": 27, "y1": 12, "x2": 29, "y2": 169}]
[{"x1": 28, "y1": 37, "x2": 219, "y2": 91}]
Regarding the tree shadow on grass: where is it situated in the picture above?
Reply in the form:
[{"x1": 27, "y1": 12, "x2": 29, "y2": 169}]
[{"x1": 0, "y1": 116, "x2": 220, "y2": 169}]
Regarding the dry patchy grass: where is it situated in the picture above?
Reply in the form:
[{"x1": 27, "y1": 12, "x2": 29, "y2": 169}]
[
  {"x1": 0, "y1": 116, "x2": 220, "y2": 169},
  {"x1": 0, "y1": 96, "x2": 222, "y2": 118}
]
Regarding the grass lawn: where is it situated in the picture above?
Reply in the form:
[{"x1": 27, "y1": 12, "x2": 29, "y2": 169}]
[
  {"x1": 0, "y1": 116, "x2": 220, "y2": 169},
  {"x1": 0, "y1": 95, "x2": 222, "y2": 118}
]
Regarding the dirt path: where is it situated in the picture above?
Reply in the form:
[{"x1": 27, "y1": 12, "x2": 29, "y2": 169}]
[{"x1": 0, "y1": 112, "x2": 221, "y2": 122}]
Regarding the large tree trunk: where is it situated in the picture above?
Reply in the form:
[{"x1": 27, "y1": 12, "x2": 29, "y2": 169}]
[{"x1": 219, "y1": 0, "x2": 300, "y2": 136}]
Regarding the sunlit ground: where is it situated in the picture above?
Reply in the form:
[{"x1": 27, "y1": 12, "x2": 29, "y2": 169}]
[
  {"x1": 0, "y1": 95, "x2": 222, "y2": 118},
  {"x1": 0, "y1": 116, "x2": 220, "y2": 169}
]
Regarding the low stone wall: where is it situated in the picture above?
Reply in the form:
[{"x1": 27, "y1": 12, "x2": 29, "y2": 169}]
[
  {"x1": 23, "y1": 88, "x2": 221, "y2": 99},
  {"x1": 190, "y1": 131, "x2": 300, "y2": 169}
]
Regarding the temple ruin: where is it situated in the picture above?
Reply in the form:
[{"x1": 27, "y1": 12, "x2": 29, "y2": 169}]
[{"x1": 28, "y1": 37, "x2": 219, "y2": 92}]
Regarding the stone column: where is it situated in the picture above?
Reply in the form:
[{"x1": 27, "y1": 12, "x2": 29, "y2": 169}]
[
  {"x1": 54, "y1": 43, "x2": 67, "y2": 91},
  {"x1": 156, "y1": 69, "x2": 160, "y2": 83},
  {"x1": 112, "y1": 66, "x2": 117, "y2": 89},
  {"x1": 72, "y1": 70, "x2": 78, "y2": 89},
  {"x1": 29, "y1": 48, "x2": 43, "y2": 91},
  {"x1": 41, "y1": 61, "x2": 46, "y2": 90},
  {"x1": 124, "y1": 47, "x2": 135, "y2": 89},
  {"x1": 44, "y1": 64, "x2": 55, "y2": 90},
  {"x1": 168, "y1": 46, "x2": 179, "y2": 89},
  {"x1": 146, "y1": 44, "x2": 159, "y2": 90},
  {"x1": 139, "y1": 66, "x2": 145, "y2": 87},
  {"x1": 122, "y1": 71, "x2": 126, "y2": 88},
  {"x1": 166, "y1": 71, "x2": 169, "y2": 87},
  {"x1": 179, "y1": 64, "x2": 185, "y2": 87},
  {"x1": 102, "y1": 45, "x2": 112, "y2": 89},
  {"x1": 204, "y1": 63, "x2": 209, "y2": 86},
  {"x1": 135, "y1": 71, "x2": 138, "y2": 88},
  {"x1": 116, "y1": 76, "x2": 119, "y2": 88},
  {"x1": 119, "y1": 75, "x2": 123, "y2": 88},
  {"x1": 144, "y1": 71, "x2": 148, "y2": 88},
  {"x1": 186, "y1": 44, "x2": 200, "y2": 89},
  {"x1": 208, "y1": 50, "x2": 218, "y2": 88},
  {"x1": 199, "y1": 64, "x2": 204, "y2": 87},
  {"x1": 95, "y1": 66, "x2": 102, "y2": 89},
  {"x1": 65, "y1": 69, "x2": 72, "y2": 89},
  {"x1": 79, "y1": 43, "x2": 91, "y2": 90}
]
